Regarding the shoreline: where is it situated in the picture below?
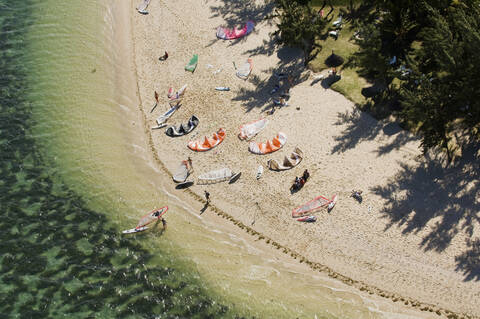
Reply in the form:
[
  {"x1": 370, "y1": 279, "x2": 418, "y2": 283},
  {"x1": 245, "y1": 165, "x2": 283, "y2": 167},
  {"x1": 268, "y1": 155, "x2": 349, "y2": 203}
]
[{"x1": 129, "y1": 0, "x2": 479, "y2": 318}]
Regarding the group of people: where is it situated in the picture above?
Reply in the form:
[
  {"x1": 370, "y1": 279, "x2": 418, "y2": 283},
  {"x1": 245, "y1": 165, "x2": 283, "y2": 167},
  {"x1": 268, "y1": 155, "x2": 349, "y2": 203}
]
[{"x1": 291, "y1": 169, "x2": 310, "y2": 192}]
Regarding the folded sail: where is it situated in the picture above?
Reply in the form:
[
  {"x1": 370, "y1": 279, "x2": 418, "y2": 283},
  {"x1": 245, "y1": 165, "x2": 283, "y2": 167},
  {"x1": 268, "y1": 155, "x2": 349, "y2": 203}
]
[
  {"x1": 238, "y1": 118, "x2": 267, "y2": 140},
  {"x1": 268, "y1": 147, "x2": 303, "y2": 171},
  {"x1": 292, "y1": 196, "x2": 331, "y2": 218},
  {"x1": 185, "y1": 54, "x2": 198, "y2": 72},
  {"x1": 236, "y1": 58, "x2": 253, "y2": 79},
  {"x1": 216, "y1": 21, "x2": 255, "y2": 40},
  {"x1": 198, "y1": 168, "x2": 233, "y2": 184}
]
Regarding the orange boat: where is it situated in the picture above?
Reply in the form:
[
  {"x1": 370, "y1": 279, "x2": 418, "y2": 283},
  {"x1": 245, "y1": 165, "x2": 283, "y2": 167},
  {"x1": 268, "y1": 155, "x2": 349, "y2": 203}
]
[
  {"x1": 248, "y1": 132, "x2": 287, "y2": 154},
  {"x1": 188, "y1": 128, "x2": 226, "y2": 151}
]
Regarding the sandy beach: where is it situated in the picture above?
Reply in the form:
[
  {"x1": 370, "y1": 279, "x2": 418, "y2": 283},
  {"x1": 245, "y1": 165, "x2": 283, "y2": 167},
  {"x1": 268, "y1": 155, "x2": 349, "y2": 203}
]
[{"x1": 131, "y1": 0, "x2": 480, "y2": 317}]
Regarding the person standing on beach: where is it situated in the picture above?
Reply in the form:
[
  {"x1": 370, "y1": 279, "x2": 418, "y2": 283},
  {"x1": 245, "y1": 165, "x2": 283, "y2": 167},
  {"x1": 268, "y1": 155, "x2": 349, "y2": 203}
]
[
  {"x1": 187, "y1": 157, "x2": 193, "y2": 170},
  {"x1": 204, "y1": 191, "x2": 210, "y2": 205},
  {"x1": 153, "y1": 210, "x2": 167, "y2": 230}
]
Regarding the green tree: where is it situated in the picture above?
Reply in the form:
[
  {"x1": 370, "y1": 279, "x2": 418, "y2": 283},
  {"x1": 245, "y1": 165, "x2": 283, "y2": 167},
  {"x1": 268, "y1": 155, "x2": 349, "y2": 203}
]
[
  {"x1": 272, "y1": 0, "x2": 327, "y2": 65},
  {"x1": 399, "y1": 2, "x2": 480, "y2": 161}
]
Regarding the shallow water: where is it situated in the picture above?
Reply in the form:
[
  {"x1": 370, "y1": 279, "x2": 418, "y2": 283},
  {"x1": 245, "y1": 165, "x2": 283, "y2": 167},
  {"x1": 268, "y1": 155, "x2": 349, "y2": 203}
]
[{"x1": 0, "y1": 0, "x2": 423, "y2": 318}]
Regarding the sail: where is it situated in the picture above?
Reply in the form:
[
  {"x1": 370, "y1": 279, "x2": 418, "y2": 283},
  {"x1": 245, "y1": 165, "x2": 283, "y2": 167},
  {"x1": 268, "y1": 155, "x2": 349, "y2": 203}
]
[
  {"x1": 292, "y1": 196, "x2": 331, "y2": 218},
  {"x1": 173, "y1": 161, "x2": 191, "y2": 183},
  {"x1": 238, "y1": 118, "x2": 267, "y2": 140},
  {"x1": 137, "y1": 0, "x2": 150, "y2": 14},
  {"x1": 198, "y1": 168, "x2": 232, "y2": 184},
  {"x1": 136, "y1": 206, "x2": 168, "y2": 228},
  {"x1": 156, "y1": 104, "x2": 179, "y2": 125},
  {"x1": 216, "y1": 21, "x2": 254, "y2": 40},
  {"x1": 185, "y1": 54, "x2": 198, "y2": 72},
  {"x1": 236, "y1": 58, "x2": 253, "y2": 79}
]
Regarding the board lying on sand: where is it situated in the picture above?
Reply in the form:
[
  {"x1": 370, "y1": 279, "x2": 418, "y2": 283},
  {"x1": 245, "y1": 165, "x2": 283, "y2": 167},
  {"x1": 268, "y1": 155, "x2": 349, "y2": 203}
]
[
  {"x1": 188, "y1": 128, "x2": 225, "y2": 151},
  {"x1": 173, "y1": 160, "x2": 193, "y2": 183},
  {"x1": 236, "y1": 58, "x2": 253, "y2": 80},
  {"x1": 122, "y1": 206, "x2": 168, "y2": 234},
  {"x1": 292, "y1": 195, "x2": 335, "y2": 218},
  {"x1": 197, "y1": 168, "x2": 232, "y2": 184},
  {"x1": 165, "y1": 115, "x2": 199, "y2": 137},
  {"x1": 327, "y1": 194, "x2": 338, "y2": 211},
  {"x1": 156, "y1": 104, "x2": 180, "y2": 126},
  {"x1": 185, "y1": 54, "x2": 198, "y2": 72},
  {"x1": 256, "y1": 165, "x2": 263, "y2": 180},
  {"x1": 296, "y1": 216, "x2": 317, "y2": 222},
  {"x1": 216, "y1": 21, "x2": 255, "y2": 40},
  {"x1": 238, "y1": 118, "x2": 268, "y2": 140},
  {"x1": 268, "y1": 147, "x2": 303, "y2": 171},
  {"x1": 229, "y1": 171, "x2": 242, "y2": 184},
  {"x1": 137, "y1": 0, "x2": 150, "y2": 14},
  {"x1": 249, "y1": 132, "x2": 287, "y2": 155}
]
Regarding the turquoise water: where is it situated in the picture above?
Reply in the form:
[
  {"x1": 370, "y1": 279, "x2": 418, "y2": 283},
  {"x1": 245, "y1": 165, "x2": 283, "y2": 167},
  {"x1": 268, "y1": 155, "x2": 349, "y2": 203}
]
[{"x1": 0, "y1": 0, "x2": 241, "y2": 317}]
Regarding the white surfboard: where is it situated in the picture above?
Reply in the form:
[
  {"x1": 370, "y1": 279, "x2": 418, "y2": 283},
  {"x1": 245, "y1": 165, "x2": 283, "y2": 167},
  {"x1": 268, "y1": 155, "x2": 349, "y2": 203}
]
[
  {"x1": 122, "y1": 226, "x2": 148, "y2": 234},
  {"x1": 256, "y1": 165, "x2": 263, "y2": 180}
]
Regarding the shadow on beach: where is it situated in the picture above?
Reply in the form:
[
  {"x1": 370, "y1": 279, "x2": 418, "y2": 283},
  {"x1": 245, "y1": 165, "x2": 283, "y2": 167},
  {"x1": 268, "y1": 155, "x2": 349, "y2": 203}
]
[{"x1": 333, "y1": 108, "x2": 480, "y2": 281}]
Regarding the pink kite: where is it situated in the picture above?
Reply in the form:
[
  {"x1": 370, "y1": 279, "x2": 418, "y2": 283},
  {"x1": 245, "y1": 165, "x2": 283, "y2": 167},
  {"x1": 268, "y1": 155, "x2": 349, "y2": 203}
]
[{"x1": 216, "y1": 21, "x2": 255, "y2": 40}]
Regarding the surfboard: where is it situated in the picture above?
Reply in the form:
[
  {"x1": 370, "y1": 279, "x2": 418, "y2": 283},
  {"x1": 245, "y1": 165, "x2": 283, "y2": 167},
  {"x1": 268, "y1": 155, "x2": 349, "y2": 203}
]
[
  {"x1": 256, "y1": 165, "x2": 263, "y2": 180},
  {"x1": 229, "y1": 172, "x2": 241, "y2": 184},
  {"x1": 296, "y1": 216, "x2": 317, "y2": 222}
]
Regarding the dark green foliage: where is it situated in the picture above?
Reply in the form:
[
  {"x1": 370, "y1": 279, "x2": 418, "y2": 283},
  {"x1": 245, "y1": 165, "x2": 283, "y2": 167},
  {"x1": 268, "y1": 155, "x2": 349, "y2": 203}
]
[
  {"x1": 351, "y1": 0, "x2": 480, "y2": 161},
  {"x1": 399, "y1": 2, "x2": 480, "y2": 161},
  {"x1": 272, "y1": 0, "x2": 327, "y2": 64}
]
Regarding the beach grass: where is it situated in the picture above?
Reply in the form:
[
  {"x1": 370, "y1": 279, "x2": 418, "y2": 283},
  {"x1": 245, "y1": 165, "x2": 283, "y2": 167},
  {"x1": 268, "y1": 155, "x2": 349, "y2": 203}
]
[{"x1": 308, "y1": 6, "x2": 369, "y2": 106}]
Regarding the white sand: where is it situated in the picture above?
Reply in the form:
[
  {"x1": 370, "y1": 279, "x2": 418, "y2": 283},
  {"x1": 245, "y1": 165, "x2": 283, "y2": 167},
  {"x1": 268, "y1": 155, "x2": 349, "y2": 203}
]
[{"x1": 131, "y1": 0, "x2": 480, "y2": 317}]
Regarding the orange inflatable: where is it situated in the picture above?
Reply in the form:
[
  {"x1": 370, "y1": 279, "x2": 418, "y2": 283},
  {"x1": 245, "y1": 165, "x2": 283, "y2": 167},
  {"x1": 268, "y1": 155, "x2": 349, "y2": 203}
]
[
  {"x1": 248, "y1": 132, "x2": 287, "y2": 154},
  {"x1": 188, "y1": 128, "x2": 226, "y2": 151}
]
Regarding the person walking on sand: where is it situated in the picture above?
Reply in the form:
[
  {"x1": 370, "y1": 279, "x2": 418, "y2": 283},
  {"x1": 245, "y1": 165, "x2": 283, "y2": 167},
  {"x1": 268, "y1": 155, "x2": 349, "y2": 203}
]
[{"x1": 204, "y1": 190, "x2": 210, "y2": 204}]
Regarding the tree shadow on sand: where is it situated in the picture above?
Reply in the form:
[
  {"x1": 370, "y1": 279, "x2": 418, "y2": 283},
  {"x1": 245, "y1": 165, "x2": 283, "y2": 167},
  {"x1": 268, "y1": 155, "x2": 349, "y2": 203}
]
[
  {"x1": 370, "y1": 150, "x2": 480, "y2": 281},
  {"x1": 331, "y1": 104, "x2": 480, "y2": 282},
  {"x1": 235, "y1": 46, "x2": 310, "y2": 113},
  {"x1": 331, "y1": 108, "x2": 418, "y2": 156}
]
